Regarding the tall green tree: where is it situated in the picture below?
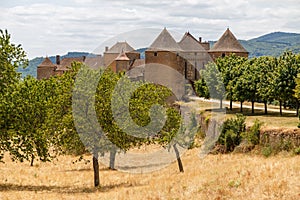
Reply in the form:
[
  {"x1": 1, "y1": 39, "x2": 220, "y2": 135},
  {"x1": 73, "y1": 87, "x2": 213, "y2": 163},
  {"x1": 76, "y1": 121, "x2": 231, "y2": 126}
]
[
  {"x1": 274, "y1": 51, "x2": 300, "y2": 115},
  {"x1": 0, "y1": 29, "x2": 28, "y2": 161},
  {"x1": 216, "y1": 54, "x2": 247, "y2": 110},
  {"x1": 255, "y1": 56, "x2": 277, "y2": 114},
  {"x1": 200, "y1": 62, "x2": 225, "y2": 109}
]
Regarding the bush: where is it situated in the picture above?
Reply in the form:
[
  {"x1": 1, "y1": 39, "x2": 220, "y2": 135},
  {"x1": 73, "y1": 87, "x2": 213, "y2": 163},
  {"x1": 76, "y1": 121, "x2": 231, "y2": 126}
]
[
  {"x1": 262, "y1": 145, "x2": 273, "y2": 157},
  {"x1": 241, "y1": 119, "x2": 263, "y2": 145},
  {"x1": 218, "y1": 114, "x2": 246, "y2": 152},
  {"x1": 294, "y1": 147, "x2": 300, "y2": 155}
]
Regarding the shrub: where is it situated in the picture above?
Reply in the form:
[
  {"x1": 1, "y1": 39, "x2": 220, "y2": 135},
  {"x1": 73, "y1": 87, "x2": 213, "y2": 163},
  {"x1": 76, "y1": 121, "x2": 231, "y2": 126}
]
[
  {"x1": 218, "y1": 114, "x2": 246, "y2": 152},
  {"x1": 241, "y1": 119, "x2": 263, "y2": 145},
  {"x1": 262, "y1": 145, "x2": 273, "y2": 157},
  {"x1": 294, "y1": 147, "x2": 300, "y2": 155}
]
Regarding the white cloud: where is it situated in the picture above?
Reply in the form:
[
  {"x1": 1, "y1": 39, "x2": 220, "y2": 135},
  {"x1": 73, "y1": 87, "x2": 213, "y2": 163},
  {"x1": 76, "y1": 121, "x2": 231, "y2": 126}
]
[{"x1": 0, "y1": 0, "x2": 299, "y2": 58}]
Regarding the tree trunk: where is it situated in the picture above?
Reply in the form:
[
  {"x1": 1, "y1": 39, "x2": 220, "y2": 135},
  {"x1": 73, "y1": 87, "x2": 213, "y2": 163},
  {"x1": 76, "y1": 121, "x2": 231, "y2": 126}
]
[
  {"x1": 30, "y1": 154, "x2": 34, "y2": 167},
  {"x1": 220, "y1": 98, "x2": 223, "y2": 109},
  {"x1": 251, "y1": 100, "x2": 255, "y2": 114},
  {"x1": 264, "y1": 101, "x2": 268, "y2": 115},
  {"x1": 297, "y1": 101, "x2": 299, "y2": 117},
  {"x1": 280, "y1": 101, "x2": 282, "y2": 116},
  {"x1": 173, "y1": 144, "x2": 184, "y2": 173},
  {"x1": 230, "y1": 99, "x2": 233, "y2": 111},
  {"x1": 240, "y1": 101, "x2": 243, "y2": 113},
  {"x1": 93, "y1": 151, "x2": 100, "y2": 187},
  {"x1": 109, "y1": 148, "x2": 117, "y2": 170}
]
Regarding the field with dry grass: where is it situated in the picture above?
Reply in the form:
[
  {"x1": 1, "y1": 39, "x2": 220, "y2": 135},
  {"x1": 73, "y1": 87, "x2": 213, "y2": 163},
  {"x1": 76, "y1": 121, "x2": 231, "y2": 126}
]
[
  {"x1": 1, "y1": 98, "x2": 299, "y2": 200},
  {"x1": 0, "y1": 148, "x2": 299, "y2": 200}
]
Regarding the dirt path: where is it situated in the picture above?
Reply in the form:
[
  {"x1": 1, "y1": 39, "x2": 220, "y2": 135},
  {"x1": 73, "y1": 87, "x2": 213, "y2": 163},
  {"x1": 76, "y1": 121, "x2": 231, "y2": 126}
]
[{"x1": 189, "y1": 96, "x2": 297, "y2": 114}]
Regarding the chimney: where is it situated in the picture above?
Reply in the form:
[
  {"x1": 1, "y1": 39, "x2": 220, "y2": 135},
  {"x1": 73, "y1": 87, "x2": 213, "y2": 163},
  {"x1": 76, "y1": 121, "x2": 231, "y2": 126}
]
[
  {"x1": 105, "y1": 46, "x2": 109, "y2": 52},
  {"x1": 56, "y1": 55, "x2": 60, "y2": 65},
  {"x1": 199, "y1": 37, "x2": 202, "y2": 43}
]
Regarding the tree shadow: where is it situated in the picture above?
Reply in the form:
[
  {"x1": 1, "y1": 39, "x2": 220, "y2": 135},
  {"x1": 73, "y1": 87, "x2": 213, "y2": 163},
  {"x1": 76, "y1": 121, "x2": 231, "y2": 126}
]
[
  {"x1": 224, "y1": 107, "x2": 297, "y2": 118},
  {"x1": 0, "y1": 182, "x2": 142, "y2": 193}
]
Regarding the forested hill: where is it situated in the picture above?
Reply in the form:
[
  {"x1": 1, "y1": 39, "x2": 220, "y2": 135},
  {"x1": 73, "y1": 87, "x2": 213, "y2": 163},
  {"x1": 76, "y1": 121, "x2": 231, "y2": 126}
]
[
  {"x1": 18, "y1": 52, "x2": 90, "y2": 78},
  {"x1": 242, "y1": 32, "x2": 300, "y2": 57},
  {"x1": 20, "y1": 32, "x2": 300, "y2": 78}
]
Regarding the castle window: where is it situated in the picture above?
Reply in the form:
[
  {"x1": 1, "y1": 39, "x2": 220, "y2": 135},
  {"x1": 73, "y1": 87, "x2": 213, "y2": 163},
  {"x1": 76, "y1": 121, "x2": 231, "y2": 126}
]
[
  {"x1": 222, "y1": 53, "x2": 226, "y2": 58},
  {"x1": 154, "y1": 52, "x2": 158, "y2": 56}
]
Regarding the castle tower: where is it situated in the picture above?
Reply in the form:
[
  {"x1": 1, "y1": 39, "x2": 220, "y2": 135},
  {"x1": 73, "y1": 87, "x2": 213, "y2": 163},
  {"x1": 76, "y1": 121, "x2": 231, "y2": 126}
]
[
  {"x1": 145, "y1": 28, "x2": 185, "y2": 99},
  {"x1": 209, "y1": 28, "x2": 248, "y2": 60},
  {"x1": 37, "y1": 57, "x2": 56, "y2": 80},
  {"x1": 110, "y1": 50, "x2": 130, "y2": 73},
  {"x1": 178, "y1": 32, "x2": 213, "y2": 79},
  {"x1": 104, "y1": 41, "x2": 139, "y2": 66}
]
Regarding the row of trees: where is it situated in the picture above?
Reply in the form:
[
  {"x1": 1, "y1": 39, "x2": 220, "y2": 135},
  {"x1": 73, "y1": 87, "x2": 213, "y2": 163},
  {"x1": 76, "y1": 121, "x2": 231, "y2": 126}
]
[
  {"x1": 195, "y1": 52, "x2": 300, "y2": 115},
  {"x1": 0, "y1": 30, "x2": 197, "y2": 187}
]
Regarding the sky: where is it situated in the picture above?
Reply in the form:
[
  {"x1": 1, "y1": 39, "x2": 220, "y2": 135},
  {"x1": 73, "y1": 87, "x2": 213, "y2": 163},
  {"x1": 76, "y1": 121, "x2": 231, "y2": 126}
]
[{"x1": 0, "y1": 0, "x2": 299, "y2": 58}]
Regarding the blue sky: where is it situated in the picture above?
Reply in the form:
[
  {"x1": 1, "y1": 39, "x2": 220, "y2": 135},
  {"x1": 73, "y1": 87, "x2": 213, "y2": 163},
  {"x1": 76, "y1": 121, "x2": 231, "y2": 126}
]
[{"x1": 1, "y1": 0, "x2": 299, "y2": 58}]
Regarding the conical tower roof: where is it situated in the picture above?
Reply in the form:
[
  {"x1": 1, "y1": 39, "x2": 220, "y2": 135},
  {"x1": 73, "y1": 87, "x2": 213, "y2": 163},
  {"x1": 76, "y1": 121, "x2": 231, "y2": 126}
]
[
  {"x1": 147, "y1": 28, "x2": 182, "y2": 52},
  {"x1": 178, "y1": 32, "x2": 206, "y2": 52},
  {"x1": 115, "y1": 50, "x2": 130, "y2": 61},
  {"x1": 210, "y1": 28, "x2": 248, "y2": 53},
  {"x1": 38, "y1": 57, "x2": 55, "y2": 67},
  {"x1": 106, "y1": 41, "x2": 135, "y2": 53}
]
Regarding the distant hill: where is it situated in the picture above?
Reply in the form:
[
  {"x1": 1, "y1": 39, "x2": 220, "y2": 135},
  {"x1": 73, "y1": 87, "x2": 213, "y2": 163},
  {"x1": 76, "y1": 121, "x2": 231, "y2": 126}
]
[
  {"x1": 18, "y1": 52, "x2": 91, "y2": 78},
  {"x1": 19, "y1": 32, "x2": 300, "y2": 78}
]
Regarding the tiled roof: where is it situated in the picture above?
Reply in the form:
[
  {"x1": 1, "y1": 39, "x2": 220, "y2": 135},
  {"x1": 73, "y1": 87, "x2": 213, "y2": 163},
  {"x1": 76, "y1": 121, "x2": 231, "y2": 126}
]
[
  {"x1": 84, "y1": 56, "x2": 104, "y2": 69},
  {"x1": 210, "y1": 28, "x2": 248, "y2": 53},
  {"x1": 115, "y1": 51, "x2": 130, "y2": 61},
  {"x1": 106, "y1": 41, "x2": 135, "y2": 53},
  {"x1": 147, "y1": 28, "x2": 182, "y2": 52},
  {"x1": 178, "y1": 32, "x2": 207, "y2": 52},
  {"x1": 38, "y1": 57, "x2": 55, "y2": 67},
  {"x1": 56, "y1": 57, "x2": 85, "y2": 71}
]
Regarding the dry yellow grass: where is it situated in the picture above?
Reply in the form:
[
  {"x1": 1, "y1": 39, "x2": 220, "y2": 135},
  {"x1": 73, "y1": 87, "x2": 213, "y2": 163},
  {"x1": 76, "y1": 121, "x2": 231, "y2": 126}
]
[{"x1": 1, "y1": 149, "x2": 299, "y2": 200}]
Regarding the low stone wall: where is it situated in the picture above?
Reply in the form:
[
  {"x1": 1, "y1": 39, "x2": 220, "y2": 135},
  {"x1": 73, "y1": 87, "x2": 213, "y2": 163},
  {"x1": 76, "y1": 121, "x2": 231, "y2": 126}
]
[{"x1": 260, "y1": 128, "x2": 300, "y2": 149}]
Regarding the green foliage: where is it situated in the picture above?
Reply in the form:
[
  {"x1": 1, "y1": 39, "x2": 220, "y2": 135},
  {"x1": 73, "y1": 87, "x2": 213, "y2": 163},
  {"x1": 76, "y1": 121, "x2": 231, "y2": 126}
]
[
  {"x1": 218, "y1": 114, "x2": 246, "y2": 152},
  {"x1": 262, "y1": 145, "x2": 273, "y2": 157},
  {"x1": 215, "y1": 54, "x2": 247, "y2": 102},
  {"x1": 241, "y1": 119, "x2": 263, "y2": 145},
  {"x1": 198, "y1": 62, "x2": 225, "y2": 103},
  {"x1": 294, "y1": 147, "x2": 300, "y2": 155},
  {"x1": 194, "y1": 78, "x2": 210, "y2": 99},
  {"x1": 0, "y1": 29, "x2": 28, "y2": 162},
  {"x1": 274, "y1": 51, "x2": 300, "y2": 104}
]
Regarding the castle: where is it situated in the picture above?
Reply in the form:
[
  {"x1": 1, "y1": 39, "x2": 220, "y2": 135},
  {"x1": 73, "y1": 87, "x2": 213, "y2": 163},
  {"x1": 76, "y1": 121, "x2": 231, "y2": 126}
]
[{"x1": 37, "y1": 28, "x2": 248, "y2": 89}]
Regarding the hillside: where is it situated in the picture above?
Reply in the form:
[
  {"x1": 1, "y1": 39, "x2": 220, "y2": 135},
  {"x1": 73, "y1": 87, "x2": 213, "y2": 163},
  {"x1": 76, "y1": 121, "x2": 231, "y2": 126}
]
[
  {"x1": 242, "y1": 32, "x2": 300, "y2": 57},
  {"x1": 19, "y1": 32, "x2": 300, "y2": 78},
  {"x1": 18, "y1": 52, "x2": 90, "y2": 78}
]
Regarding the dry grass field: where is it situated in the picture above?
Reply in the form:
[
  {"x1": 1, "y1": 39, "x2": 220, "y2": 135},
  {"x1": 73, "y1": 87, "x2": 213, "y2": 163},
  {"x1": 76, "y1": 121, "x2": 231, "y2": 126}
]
[
  {"x1": 0, "y1": 148, "x2": 299, "y2": 200},
  {"x1": 1, "y1": 98, "x2": 299, "y2": 200}
]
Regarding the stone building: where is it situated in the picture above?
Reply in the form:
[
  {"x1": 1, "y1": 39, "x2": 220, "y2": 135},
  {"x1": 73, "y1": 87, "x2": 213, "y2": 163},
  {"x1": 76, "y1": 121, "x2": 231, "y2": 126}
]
[
  {"x1": 37, "y1": 27, "x2": 248, "y2": 82},
  {"x1": 209, "y1": 28, "x2": 249, "y2": 60},
  {"x1": 37, "y1": 55, "x2": 87, "y2": 80},
  {"x1": 178, "y1": 31, "x2": 213, "y2": 80},
  {"x1": 103, "y1": 41, "x2": 140, "y2": 67}
]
